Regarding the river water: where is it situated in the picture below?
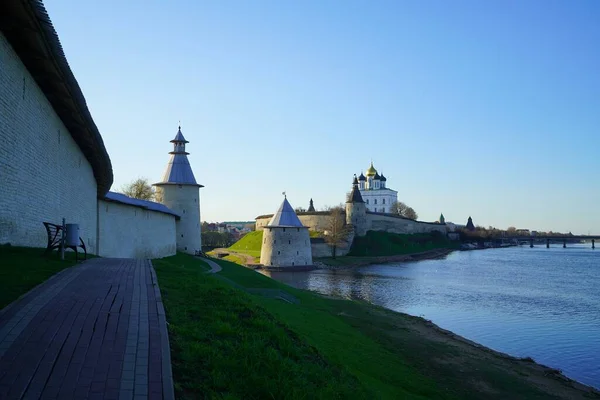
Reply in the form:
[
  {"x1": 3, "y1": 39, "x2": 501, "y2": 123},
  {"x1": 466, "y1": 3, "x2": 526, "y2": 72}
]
[{"x1": 261, "y1": 245, "x2": 600, "y2": 389}]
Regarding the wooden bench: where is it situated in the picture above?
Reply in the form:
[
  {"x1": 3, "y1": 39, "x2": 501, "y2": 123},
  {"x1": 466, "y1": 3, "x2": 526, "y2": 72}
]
[{"x1": 43, "y1": 222, "x2": 87, "y2": 261}]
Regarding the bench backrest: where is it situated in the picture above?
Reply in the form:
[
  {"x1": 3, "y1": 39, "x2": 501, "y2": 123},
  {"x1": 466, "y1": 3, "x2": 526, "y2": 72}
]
[{"x1": 43, "y1": 222, "x2": 63, "y2": 247}]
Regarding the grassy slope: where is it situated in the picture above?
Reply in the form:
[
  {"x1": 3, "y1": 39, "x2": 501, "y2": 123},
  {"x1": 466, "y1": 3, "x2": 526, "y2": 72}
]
[
  {"x1": 0, "y1": 246, "x2": 82, "y2": 309},
  {"x1": 153, "y1": 253, "x2": 370, "y2": 399},
  {"x1": 228, "y1": 230, "x2": 262, "y2": 258},
  {"x1": 348, "y1": 231, "x2": 459, "y2": 257},
  {"x1": 155, "y1": 253, "x2": 567, "y2": 400}
]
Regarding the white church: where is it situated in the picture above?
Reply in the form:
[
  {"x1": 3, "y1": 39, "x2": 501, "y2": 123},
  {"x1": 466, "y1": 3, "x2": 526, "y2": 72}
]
[{"x1": 356, "y1": 162, "x2": 398, "y2": 213}]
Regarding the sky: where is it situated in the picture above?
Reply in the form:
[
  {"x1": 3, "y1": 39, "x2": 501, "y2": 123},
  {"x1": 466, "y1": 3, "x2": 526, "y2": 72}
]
[{"x1": 43, "y1": 0, "x2": 600, "y2": 234}]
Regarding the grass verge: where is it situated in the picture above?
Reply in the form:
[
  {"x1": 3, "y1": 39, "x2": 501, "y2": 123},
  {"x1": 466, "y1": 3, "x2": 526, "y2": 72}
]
[
  {"x1": 153, "y1": 253, "x2": 369, "y2": 399},
  {"x1": 155, "y1": 253, "x2": 587, "y2": 399},
  {"x1": 349, "y1": 231, "x2": 459, "y2": 257},
  {"x1": 0, "y1": 245, "x2": 87, "y2": 309}
]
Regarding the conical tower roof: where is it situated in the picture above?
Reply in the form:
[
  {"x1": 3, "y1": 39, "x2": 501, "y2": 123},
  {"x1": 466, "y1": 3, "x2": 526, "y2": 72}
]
[
  {"x1": 155, "y1": 126, "x2": 202, "y2": 187},
  {"x1": 267, "y1": 197, "x2": 304, "y2": 227},
  {"x1": 347, "y1": 175, "x2": 365, "y2": 203}
]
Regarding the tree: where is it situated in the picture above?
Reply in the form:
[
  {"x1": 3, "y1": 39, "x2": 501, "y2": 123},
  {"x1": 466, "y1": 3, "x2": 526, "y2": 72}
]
[
  {"x1": 324, "y1": 207, "x2": 351, "y2": 259},
  {"x1": 121, "y1": 177, "x2": 155, "y2": 201},
  {"x1": 389, "y1": 201, "x2": 418, "y2": 220}
]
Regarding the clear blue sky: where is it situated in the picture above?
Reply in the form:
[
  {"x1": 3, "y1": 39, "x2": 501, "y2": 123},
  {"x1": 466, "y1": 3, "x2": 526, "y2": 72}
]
[{"x1": 44, "y1": 0, "x2": 600, "y2": 234}]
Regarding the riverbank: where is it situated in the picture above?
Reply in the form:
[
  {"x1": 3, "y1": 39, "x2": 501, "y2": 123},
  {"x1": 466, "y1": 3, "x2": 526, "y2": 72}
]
[
  {"x1": 154, "y1": 253, "x2": 600, "y2": 399},
  {"x1": 315, "y1": 247, "x2": 455, "y2": 269}
]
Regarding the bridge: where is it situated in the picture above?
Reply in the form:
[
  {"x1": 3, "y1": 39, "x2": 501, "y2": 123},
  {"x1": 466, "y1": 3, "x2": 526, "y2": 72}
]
[{"x1": 510, "y1": 235, "x2": 600, "y2": 249}]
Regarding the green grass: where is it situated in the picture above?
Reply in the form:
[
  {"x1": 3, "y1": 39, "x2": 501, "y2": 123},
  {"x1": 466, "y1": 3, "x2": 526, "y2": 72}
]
[
  {"x1": 223, "y1": 254, "x2": 246, "y2": 265},
  {"x1": 155, "y1": 253, "x2": 567, "y2": 400},
  {"x1": 0, "y1": 245, "x2": 87, "y2": 309},
  {"x1": 153, "y1": 253, "x2": 368, "y2": 399},
  {"x1": 228, "y1": 230, "x2": 263, "y2": 258},
  {"x1": 349, "y1": 231, "x2": 458, "y2": 257}
]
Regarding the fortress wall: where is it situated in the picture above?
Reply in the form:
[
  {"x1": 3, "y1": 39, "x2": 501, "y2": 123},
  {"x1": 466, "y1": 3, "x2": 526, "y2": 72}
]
[
  {"x1": 98, "y1": 200, "x2": 176, "y2": 258},
  {"x1": 260, "y1": 227, "x2": 313, "y2": 267},
  {"x1": 256, "y1": 214, "x2": 333, "y2": 232},
  {"x1": 310, "y1": 232, "x2": 354, "y2": 258},
  {"x1": 366, "y1": 214, "x2": 447, "y2": 234},
  {"x1": 0, "y1": 32, "x2": 98, "y2": 252}
]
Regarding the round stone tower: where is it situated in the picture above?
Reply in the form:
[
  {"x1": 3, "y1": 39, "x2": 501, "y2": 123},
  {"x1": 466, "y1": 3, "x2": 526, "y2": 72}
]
[
  {"x1": 346, "y1": 175, "x2": 367, "y2": 237},
  {"x1": 154, "y1": 126, "x2": 203, "y2": 254},
  {"x1": 260, "y1": 195, "x2": 313, "y2": 268}
]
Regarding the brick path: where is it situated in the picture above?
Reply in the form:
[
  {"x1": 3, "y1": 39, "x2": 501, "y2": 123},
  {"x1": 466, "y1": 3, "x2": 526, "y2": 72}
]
[{"x1": 0, "y1": 258, "x2": 174, "y2": 400}]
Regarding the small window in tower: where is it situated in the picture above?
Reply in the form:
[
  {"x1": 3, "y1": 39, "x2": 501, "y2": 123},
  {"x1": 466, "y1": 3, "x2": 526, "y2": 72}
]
[
  {"x1": 274, "y1": 240, "x2": 276, "y2": 244},
  {"x1": 185, "y1": 247, "x2": 187, "y2": 250},
  {"x1": 278, "y1": 251, "x2": 280, "y2": 255},
  {"x1": 194, "y1": 198, "x2": 197, "y2": 202},
  {"x1": 183, "y1": 210, "x2": 185, "y2": 214},
  {"x1": 383, "y1": 199, "x2": 385, "y2": 204},
  {"x1": 181, "y1": 234, "x2": 184, "y2": 238},
  {"x1": 292, "y1": 262, "x2": 295, "y2": 266},
  {"x1": 283, "y1": 228, "x2": 286, "y2": 232},
  {"x1": 297, "y1": 228, "x2": 299, "y2": 232},
  {"x1": 374, "y1": 199, "x2": 377, "y2": 205},
  {"x1": 366, "y1": 199, "x2": 369, "y2": 204},
  {"x1": 288, "y1": 240, "x2": 291, "y2": 244},
  {"x1": 296, "y1": 251, "x2": 299, "y2": 255}
]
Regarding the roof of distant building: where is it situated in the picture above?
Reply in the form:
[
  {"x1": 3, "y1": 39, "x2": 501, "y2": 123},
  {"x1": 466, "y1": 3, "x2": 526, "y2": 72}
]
[
  {"x1": 171, "y1": 126, "x2": 188, "y2": 143},
  {"x1": 267, "y1": 197, "x2": 305, "y2": 227},
  {"x1": 104, "y1": 192, "x2": 180, "y2": 218},
  {"x1": 366, "y1": 162, "x2": 377, "y2": 176},
  {"x1": 154, "y1": 127, "x2": 203, "y2": 187}
]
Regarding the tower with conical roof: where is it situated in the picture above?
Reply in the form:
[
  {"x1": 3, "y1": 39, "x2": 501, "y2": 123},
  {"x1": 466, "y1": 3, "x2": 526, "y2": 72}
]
[
  {"x1": 308, "y1": 198, "x2": 315, "y2": 212},
  {"x1": 260, "y1": 195, "x2": 312, "y2": 268},
  {"x1": 154, "y1": 126, "x2": 203, "y2": 254},
  {"x1": 439, "y1": 213, "x2": 445, "y2": 224},
  {"x1": 346, "y1": 175, "x2": 367, "y2": 236}
]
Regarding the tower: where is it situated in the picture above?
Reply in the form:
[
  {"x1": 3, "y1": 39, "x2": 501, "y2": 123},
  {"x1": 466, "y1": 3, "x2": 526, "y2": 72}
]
[
  {"x1": 154, "y1": 126, "x2": 203, "y2": 254},
  {"x1": 439, "y1": 213, "x2": 445, "y2": 224},
  {"x1": 260, "y1": 195, "x2": 312, "y2": 268},
  {"x1": 346, "y1": 175, "x2": 367, "y2": 236},
  {"x1": 308, "y1": 198, "x2": 315, "y2": 212}
]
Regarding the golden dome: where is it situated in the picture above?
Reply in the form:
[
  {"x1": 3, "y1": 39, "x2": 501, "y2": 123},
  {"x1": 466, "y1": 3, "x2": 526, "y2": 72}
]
[{"x1": 366, "y1": 162, "x2": 377, "y2": 176}]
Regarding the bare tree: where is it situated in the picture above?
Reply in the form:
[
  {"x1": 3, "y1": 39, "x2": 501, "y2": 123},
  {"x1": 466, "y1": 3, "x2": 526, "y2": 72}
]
[
  {"x1": 121, "y1": 177, "x2": 155, "y2": 201},
  {"x1": 389, "y1": 201, "x2": 418, "y2": 220},
  {"x1": 324, "y1": 206, "x2": 351, "y2": 259}
]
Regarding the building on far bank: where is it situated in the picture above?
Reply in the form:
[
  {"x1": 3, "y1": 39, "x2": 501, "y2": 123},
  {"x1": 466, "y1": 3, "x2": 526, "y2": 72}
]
[{"x1": 356, "y1": 162, "x2": 398, "y2": 213}]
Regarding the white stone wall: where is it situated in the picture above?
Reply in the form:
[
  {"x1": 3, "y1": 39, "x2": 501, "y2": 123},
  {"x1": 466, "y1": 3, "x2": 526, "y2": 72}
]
[
  {"x1": 366, "y1": 213, "x2": 447, "y2": 235},
  {"x1": 155, "y1": 184, "x2": 201, "y2": 254},
  {"x1": 361, "y1": 189, "x2": 398, "y2": 213},
  {"x1": 97, "y1": 200, "x2": 176, "y2": 258},
  {"x1": 256, "y1": 213, "x2": 334, "y2": 232},
  {"x1": 260, "y1": 227, "x2": 313, "y2": 267},
  {"x1": 0, "y1": 32, "x2": 98, "y2": 252}
]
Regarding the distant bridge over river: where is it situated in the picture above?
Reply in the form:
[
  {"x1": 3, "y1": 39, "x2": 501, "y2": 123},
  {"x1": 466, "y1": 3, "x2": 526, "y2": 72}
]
[{"x1": 511, "y1": 235, "x2": 600, "y2": 249}]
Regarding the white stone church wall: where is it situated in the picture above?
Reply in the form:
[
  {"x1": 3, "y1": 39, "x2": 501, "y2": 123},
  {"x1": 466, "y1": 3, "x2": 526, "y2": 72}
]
[
  {"x1": 0, "y1": 32, "x2": 98, "y2": 252},
  {"x1": 98, "y1": 200, "x2": 176, "y2": 258}
]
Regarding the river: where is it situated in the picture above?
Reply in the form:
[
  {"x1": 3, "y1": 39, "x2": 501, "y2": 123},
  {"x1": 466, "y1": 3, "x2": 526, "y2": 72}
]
[{"x1": 260, "y1": 244, "x2": 600, "y2": 389}]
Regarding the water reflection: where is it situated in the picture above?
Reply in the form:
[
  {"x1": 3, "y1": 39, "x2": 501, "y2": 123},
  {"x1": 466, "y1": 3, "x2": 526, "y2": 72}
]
[{"x1": 260, "y1": 245, "x2": 600, "y2": 389}]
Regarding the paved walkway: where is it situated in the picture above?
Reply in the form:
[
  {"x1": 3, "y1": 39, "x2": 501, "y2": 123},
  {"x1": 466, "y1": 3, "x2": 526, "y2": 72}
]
[
  {"x1": 198, "y1": 257, "x2": 222, "y2": 273},
  {"x1": 0, "y1": 258, "x2": 174, "y2": 400}
]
